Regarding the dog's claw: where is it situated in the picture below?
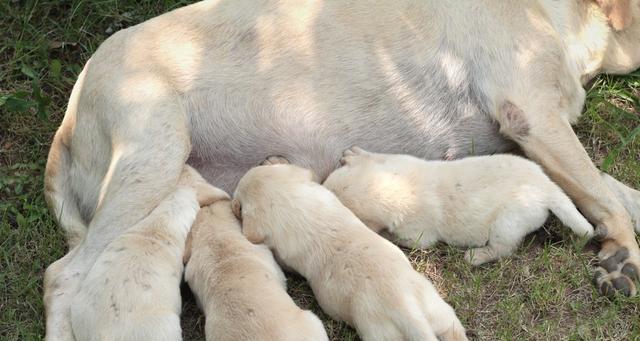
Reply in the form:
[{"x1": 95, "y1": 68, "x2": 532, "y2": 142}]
[
  {"x1": 600, "y1": 247, "x2": 628, "y2": 272},
  {"x1": 622, "y1": 263, "x2": 639, "y2": 282},
  {"x1": 598, "y1": 279, "x2": 616, "y2": 298},
  {"x1": 612, "y1": 276, "x2": 634, "y2": 296}
]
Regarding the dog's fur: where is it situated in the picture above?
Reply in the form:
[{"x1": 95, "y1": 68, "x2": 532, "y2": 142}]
[
  {"x1": 324, "y1": 147, "x2": 594, "y2": 265},
  {"x1": 183, "y1": 199, "x2": 328, "y2": 341},
  {"x1": 233, "y1": 163, "x2": 467, "y2": 341},
  {"x1": 44, "y1": 0, "x2": 640, "y2": 338},
  {"x1": 67, "y1": 166, "x2": 227, "y2": 341}
]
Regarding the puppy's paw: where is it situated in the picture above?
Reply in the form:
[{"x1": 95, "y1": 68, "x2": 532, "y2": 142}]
[
  {"x1": 340, "y1": 146, "x2": 367, "y2": 166},
  {"x1": 179, "y1": 165, "x2": 229, "y2": 206},
  {"x1": 196, "y1": 185, "x2": 230, "y2": 207},
  {"x1": 463, "y1": 247, "x2": 496, "y2": 266},
  {"x1": 262, "y1": 155, "x2": 290, "y2": 166},
  {"x1": 594, "y1": 246, "x2": 639, "y2": 297}
]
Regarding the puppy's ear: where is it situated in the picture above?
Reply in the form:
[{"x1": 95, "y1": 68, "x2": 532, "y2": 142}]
[
  {"x1": 242, "y1": 221, "x2": 266, "y2": 244},
  {"x1": 596, "y1": 0, "x2": 633, "y2": 31},
  {"x1": 183, "y1": 230, "x2": 194, "y2": 264},
  {"x1": 231, "y1": 199, "x2": 242, "y2": 220}
]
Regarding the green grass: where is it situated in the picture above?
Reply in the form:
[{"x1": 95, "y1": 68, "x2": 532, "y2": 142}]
[{"x1": 1, "y1": 1, "x2": 639, "y2": 340}]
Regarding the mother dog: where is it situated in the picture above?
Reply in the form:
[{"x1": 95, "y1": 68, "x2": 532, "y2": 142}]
[{"x1": 44, "y1": 0, "x2": 640, "y2": 339}]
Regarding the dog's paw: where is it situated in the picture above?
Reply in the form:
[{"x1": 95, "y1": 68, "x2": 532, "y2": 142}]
[
  {"x1": 339, "y1": 146, "x2": 367, "y2": 166},
  {"x1": 261, "y1": 155, "x2": 290, "y2": 166},
  {"x1": 594, "y1": 246, "x2": 639, "y2": 297}
]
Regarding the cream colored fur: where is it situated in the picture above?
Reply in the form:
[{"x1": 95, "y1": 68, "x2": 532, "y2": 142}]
[
  {"x1": 324, "y1": 147, "x2": 594, "y2": 265},
  {"x1": 44, "y1": 0, "x2": 640, "y2": 338},
  {"x1": 67, "y1": 166, "x2": 227, "y2": 341},
  {"x1": 233, "y1": 164, "x2": 468, "y2": 341},
  {"x1": 184, "y1": 199, "x2": 328, "y2": 341}
]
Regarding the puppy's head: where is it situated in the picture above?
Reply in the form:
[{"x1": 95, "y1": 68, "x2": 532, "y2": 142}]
[{"x1": 233, "y1": 164, "x2": 316, "y2": 244}]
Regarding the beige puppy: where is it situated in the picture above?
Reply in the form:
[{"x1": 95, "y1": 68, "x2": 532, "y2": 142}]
[
  {"x1": 183, "y1": 199, "x2": 328, "y2": 341},
  {"x1": 324, "y1": 147, "x2": 595, "y2": 265},
  {"x1": 69, "y1": 166, "x2": 227, "y2": 341},
  {"x1": 233, "y1": 162, "x2": 467, "y2": 341}
]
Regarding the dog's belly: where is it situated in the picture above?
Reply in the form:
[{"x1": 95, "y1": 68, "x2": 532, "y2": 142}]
[
  {"x1": 186, "y1": 88, "x2": 513, "y2": 192},
  {"x1": 149, "y1": 0, "x2": 522, "y2": 192}
]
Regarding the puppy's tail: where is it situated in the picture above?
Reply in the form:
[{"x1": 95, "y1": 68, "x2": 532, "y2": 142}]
[{"x1": 547, "y1": 182, "x2": 594, "y2": 238}]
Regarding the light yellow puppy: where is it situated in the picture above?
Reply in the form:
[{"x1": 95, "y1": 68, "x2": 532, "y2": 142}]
[
  {"x1": 69, "y1": 166, "x2": 228, "y2": 341},
  {"x1": 233, "y1": 162, "x2": 467, "y2": 341},
  {"x1": 184, "y1": 199, "x2": 328, "y2": 341},
  {"x1": 324, "y1": 147, "x2": 594, "y2": 265}
]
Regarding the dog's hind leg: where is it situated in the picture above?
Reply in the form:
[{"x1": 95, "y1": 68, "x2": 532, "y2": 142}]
[{"x1": 44, "y1": 67, "x2": 193, "y2": 340}]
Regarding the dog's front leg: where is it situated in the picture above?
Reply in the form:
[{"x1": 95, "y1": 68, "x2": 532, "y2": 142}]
[
  {"x1": 497, "y1": 101, "x2": 639, "y2": 297},
  {"x1": 602, "y1": 173, "x2": 640, "y2": 234}
]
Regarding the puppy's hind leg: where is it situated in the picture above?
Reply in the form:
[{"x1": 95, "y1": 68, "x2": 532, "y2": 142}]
[{"x1": 463, "y1": 208, "x2": 541, "y2": 266}]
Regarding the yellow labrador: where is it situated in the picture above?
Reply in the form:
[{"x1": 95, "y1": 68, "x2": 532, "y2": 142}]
[
  {"x1": 183, "y1": 199, "x2": 328, "y2": 341},
  {"x1": 44, "y1": 0, "x2": 640, "y2": 339},
  {"x1": 232, "y1": 161, "x2": 467, "y2": 341}
]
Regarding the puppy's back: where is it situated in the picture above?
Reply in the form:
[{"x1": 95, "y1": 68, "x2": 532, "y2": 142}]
[{"x1": 185, "y1": 201, "x2": 328, "y2": 341}]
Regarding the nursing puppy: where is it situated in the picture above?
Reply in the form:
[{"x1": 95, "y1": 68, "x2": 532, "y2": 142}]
[
  {"x1": 324, "y1": 147, "x2": 594, "y2": 265},
  {"x1": 233, "y1": 161, "x2": 467, "y2": 341},
  {"x1": 69, "y1": 166, "x2": 227, "y2": 341},
  {"x1": 183, "y1": 198, "x2": 328, "y2": 341}
]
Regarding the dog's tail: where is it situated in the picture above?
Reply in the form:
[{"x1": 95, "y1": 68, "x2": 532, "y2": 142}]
[{"x1": 547, "y1": 182, "x2": 594, "y2": 238}]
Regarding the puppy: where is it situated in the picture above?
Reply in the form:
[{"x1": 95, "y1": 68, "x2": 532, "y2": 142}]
[
  {"x1": 323, "y1": 147, "x2": 595, "y2": 265},
  {"x1": 183, "y1": 198, "x2": 328, "y2": 341},
  {"x1": 233, "y1": 162, "x2": 467, "y2": 341},
  {"x1": 70, "y1": 166, "x2": 227, "y2": 341}
]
